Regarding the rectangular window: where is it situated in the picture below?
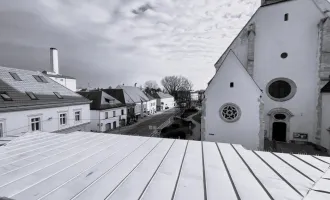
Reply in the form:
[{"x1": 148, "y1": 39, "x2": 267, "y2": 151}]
[
  {"x1": 26, "y1": 92, "x2": 38, "y2": 100},
  {"x1": 0, "y1": 92, "x2": 12, "y2": 101},
  {"x1": 33, "y1": 75, "x2": 48, "y2": 83},
  {"x1": 0, "y1": 122, "x2": 4, "y2": 137},
  {"x1": 39, "y1": 76, "x2": 48, "y2": 83},
  {"x1": 284, "y1": 13, "x2": 288, "y2": 21},
  {"x1": 105, "y1": 112, "x2": 108, "y2": 119},
  {"x1": 75, "y1": 111, "x2": 81, "y2": 121},
  {"x1": 9, "y1": 72, "x2": 22, "y2": 81},
  {"x1": 113, "y1": 111, "x2": 116, "y2": 117},
  {"x1": 54, "y1": 92, "x2": 63, "y2": 99},
  {"x1": 59, "y1": 113, "x2": 67, "y2": 125},
  {"x1": 121, "y1": 109, "x2": 124, "y2": 115},
  {"x1": 230, "y1": 82, "x2": 234, "y2": 88},
  {"x1": 31, "y1": 117, "x2": 41, "y2": 132}
]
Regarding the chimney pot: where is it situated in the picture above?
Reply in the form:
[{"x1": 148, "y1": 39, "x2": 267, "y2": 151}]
[{"x1": 50, "y1": 48, "x2": 59, "y2": 74}]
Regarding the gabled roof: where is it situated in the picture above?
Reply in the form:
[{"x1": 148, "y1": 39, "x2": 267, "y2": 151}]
[
  {"x1": 157, "y1": 92, "x2": 174, "y2": 99},
  {"x1": 1, "y1": 131, "x2": 330, "y2": 199},
  {"x1": 116, "y1": 85, "x2": 150, "y2": 103},
  {"x1": 0, "y1": 66, "x2": 90, "y2": 112},
  {"x1": 77, "y1": 90, "x2": 124, "y2": 110},
  {"x1": 145, "y1": 93, "x2": 156, "y2": 100},
  {"x1": 208, "y1": 50, "x2": 262, "y2": 93},
  {"x1": 101, "y1": 88, "x2": 135, "y2": 106}
]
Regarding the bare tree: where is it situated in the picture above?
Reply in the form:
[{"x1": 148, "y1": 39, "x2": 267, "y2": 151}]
[
  {"x1": 144, "y1": 80, "x2": 159, "y2": 89},
  {"x1": 161, "y1": 75, "x2": 193, "y2": 96}
]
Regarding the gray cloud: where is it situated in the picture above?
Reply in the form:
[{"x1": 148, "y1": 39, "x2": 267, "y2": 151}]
[{"x1": 0, "y1": 0, "x2": 259, "y2": 90}]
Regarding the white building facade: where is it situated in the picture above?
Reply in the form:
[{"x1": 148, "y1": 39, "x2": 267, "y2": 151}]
[
  {"x1": 0, "y1": 66, "x2": 91, "y2": 138},
  {"x1": 203, "y1": 0, "x2": 330, "y2": 151},
  {"x1": 88, "y1": 107, "x2": 127, "y2": 132}
]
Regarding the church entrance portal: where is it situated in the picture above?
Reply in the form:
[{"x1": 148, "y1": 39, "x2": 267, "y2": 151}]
[{"x1": 272, "y1": 122, "x2": 287, "y2": 142}]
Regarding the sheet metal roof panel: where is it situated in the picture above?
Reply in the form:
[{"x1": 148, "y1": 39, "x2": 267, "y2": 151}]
[{"x1": 0, "y1": 132, "x2": 329, "y2": 200}]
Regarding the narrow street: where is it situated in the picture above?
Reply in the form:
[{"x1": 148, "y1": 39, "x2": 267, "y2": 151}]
[{"x1": 112, "y1": 108, "x2": 178, "y2": 137}]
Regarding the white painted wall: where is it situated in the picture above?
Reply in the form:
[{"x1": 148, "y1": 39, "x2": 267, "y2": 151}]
[
  {"x1": 203, "y1": 51, "x2": 262, "y2": 150},
  {"x1": 219, "y1": 0, "x2": 323, "y2": 143},
  {"x1": 0, "y1": 104, "x2": 90, "y2": 137},
  {"x1": 320, "y1": 94, "x2": 330, "y2": 150},
  {"x1": 87, "y1": 106, "x2": 127, "y2": 132},
  {"x1": 49, "y1": 77, "x2": 77, "y2": 92},
  {"x1": 161, "y1": 98, "x2": 175, "y2": 110},
  {"x1": 191, "y1": 93, "x2": 199, "y2": 101},
  {"x1": 252, "y1": 0, "x2": 323, "y2": 143},
  {"x1": 147, "y1": 99, "x2": 157, "y2": 114}
]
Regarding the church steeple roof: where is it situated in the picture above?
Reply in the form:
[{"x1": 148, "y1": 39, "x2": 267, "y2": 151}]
[{"x1": 261, "y1": 0, "x2": 293, "y2": 7}]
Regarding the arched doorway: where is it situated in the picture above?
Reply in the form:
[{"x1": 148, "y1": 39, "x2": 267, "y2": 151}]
[
  {"x1": 272, "y1": 122, "x2": 287, "y2": 142},
  {"x1": 267, "y1": 108, "x2": 294, "y2": 142}
]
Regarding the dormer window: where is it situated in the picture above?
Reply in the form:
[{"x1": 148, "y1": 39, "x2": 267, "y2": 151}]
[
  {"x1": 33, "y1": 75, "x2": 48, "y2": 83},
  {"x1": 54, "y1": 92, "x2": 63, "y2": 99},
  {"x1": 0, "y1": 92, "x2": 12, "y2": 101},
  {"x1": 26, "y1": 92, "x2": 38, "y2": 100},
  {"x1": 9, "y1": 72, "x2": 22, "y2": 81}
]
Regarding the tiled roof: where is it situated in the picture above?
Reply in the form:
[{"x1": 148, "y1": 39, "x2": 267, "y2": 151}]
[
  {"x1": 77, "y1": 91, "x2": 125, "y2": 110},
  {"x1": 116, "y1": 85, "x2": 149, "y2": 103},
  {"x1": 0, "y1": 131, "x2": 329, "y2": 200},
  {"x1": 102, "y1": 89, "x2": 135, "y2": 106},
  {"x1": 0, "y1": 66, "x2": 90, "y2": 112},
  {"x1": 157, "y1": 92, "x2": 174, "y2": 99}
]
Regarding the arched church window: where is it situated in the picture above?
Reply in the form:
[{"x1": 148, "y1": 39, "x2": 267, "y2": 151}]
[
  {"x1": 266, "y1": 78, "x2": 297, "y2": 102},
  {"x1": 219, "y1": 103, "x2": 241, "y2": 123}
]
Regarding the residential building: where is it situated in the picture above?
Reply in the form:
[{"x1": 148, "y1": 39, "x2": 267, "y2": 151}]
[
  {"x1": 116, "y1": 85, "x2": 149, "y2": 118},
  {"x1": 203, "y1": 0, "x2": 330, "y2": 152},
  {"x1": 43, "y1": 48, "x2": 77, "y2": 91},
  {"x1": 0, "y1": 66, "x2": 91, "y2": 138},
  {"x1": 102, "y1": 88, "x2": 136, "y2": 124},
  {"x1": 156, "y1": 92, "x2": 175, "y2": 111},
  {"x1": 78, "y1": 90, "x2": 127, "y2": 132},
  {"x1": 190, "y1": 91, "x2": 199, "y2": 101},
  {"x1": 145, "y1": 93, "x2": 157, "y2": 115}
]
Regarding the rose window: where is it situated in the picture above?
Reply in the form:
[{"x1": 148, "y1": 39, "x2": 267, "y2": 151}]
[{"x1": 219, "y1": 103, "x2": 241, "y2": 122}]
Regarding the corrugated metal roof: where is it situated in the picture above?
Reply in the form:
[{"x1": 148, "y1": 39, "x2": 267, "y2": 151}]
[{"x1": 0, "y1": 132, "x2": 329, "y2": 200}]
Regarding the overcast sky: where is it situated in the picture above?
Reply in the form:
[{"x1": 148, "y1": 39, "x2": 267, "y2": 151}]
[{"x1": 0, "y1": 0, "x2": 259, "y2": 90}]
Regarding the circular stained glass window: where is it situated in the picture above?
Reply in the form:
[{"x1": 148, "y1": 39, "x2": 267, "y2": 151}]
[{"x1": 220, "y1": 103, "x2": 241, "y2": 123}]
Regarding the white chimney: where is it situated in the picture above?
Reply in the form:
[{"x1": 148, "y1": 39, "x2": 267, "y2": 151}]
[{"x1": 50, "y1": 47, "x2": 59, "y2": 74}]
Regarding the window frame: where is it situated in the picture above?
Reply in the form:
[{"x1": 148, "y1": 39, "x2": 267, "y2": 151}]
[
  {"x1": 9, "y1": 72, "x2": 22, "y2": 81},
  {"x1": 74, "y1": 110, "x2": 82, "y2": 123},
  {"x1": 0, "y1": 92, "x2": 12, "y2": 101},
  {"x1": 59, "y1": 112, "x2": 68, "y2": 126},
  {"x1": 266, "y1": 78, "x2": 297, "y2": 102},
  {"x1": 284, "y1": 13, "x2": 289, "y2": 21},
  {"x1": 105, "y1": 112, "x2": 109, "y2": 119},
  {"x1": 0, "y1": 119, "x2": 6, "y2": 137},
  {"x1": 26, "y1": 92, "x2": 38, "y2": 100},
  {"x1": 113, "y1": 111, "x2": 116, "y2": 117},
  {"x1": 54, "y1": 92, "x2": 63, "y2": 99},
  {"x1": 121, "y1": 109, "x2": 124, "y2": 115},
  {"x1": 30, "y1": 117, "x2": 41, "y2": 132}
]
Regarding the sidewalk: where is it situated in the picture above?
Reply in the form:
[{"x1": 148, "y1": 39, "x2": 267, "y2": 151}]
[{"x1": 185, "y1": 111, "x2": 201, "y2": 140}]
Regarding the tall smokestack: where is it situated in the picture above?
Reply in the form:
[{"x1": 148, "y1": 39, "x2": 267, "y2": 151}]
[{"x1": 50, "y1": 47, "x2": 59, "y2": 74}]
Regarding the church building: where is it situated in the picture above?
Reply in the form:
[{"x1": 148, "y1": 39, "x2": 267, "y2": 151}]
[{"x1": 202, "y1": 0, "x2": 330, "y2": 151}]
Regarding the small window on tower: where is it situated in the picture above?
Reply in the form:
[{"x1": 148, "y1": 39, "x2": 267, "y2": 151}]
[
  {"x1": 230, "y1": 82, "x2": 234, "y2": 88},
  {"x1": 284, "y1": 13, "x2": 289, "y2": 21}
]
